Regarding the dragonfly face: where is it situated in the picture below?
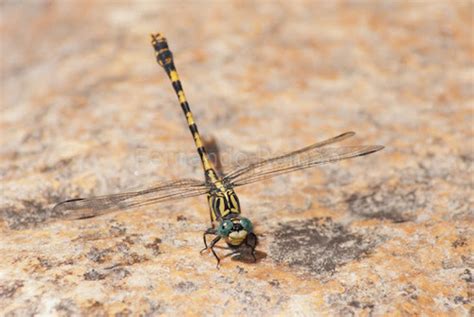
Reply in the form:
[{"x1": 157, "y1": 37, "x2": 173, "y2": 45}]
[{"x1": 217, "y1": 217, "x2": 254, "y2": 247}]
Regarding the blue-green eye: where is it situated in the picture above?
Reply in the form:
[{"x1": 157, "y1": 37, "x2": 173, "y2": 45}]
[
  {"x1": 217, "y1": 220, "x2": 233, "y2": 236},
  {"x1": 240, "y1": 218, "x2": 253, "y2": 232}
]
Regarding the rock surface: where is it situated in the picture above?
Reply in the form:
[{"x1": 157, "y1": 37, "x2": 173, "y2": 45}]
[{"x1": 1, "y1": 1, "x2": 472, "y2": 316}]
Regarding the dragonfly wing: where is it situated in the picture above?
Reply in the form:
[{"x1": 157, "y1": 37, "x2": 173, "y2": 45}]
[
  {"x1": 52, "y1": 178, "x2": 209, "y2": 220},
  {"x1": 221, "y1": 131, "x2": 357, "y2": 176},
  {"x1": 224, "y1": 133, "x2": 383, "y2": 187}
]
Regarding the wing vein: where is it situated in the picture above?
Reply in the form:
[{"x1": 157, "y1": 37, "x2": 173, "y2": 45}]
[
  {"x1": 224, "y1": 133, "x2": 383, "y2": 187},
  {"x1": 52, "y1": 178, "x2": 208, "y2": 220}
]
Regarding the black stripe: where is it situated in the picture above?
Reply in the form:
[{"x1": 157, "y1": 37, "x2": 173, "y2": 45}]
[
  {"x1": 152, "y1": 38, "x2": 169, "y2": 51},
  {"x1": 223, "y1": 196, "x2": 230, "y2": 211},
  {"x1": 215, "y1": 198, "x2": 221, "y2": 218},
  {"x1": 197, "y1": 146, "x2": 207, "y2": 157},
  {"x1": 228, "y1": 192, "x2": 239, "y2": 210},
  {"x1": 181, "y1": 103, "x2": 190, "y2": 114},
  {"x1": 189, "y1": 123, "x2": 198, "y2": 134},
  {"x1": 172, "y1": 80, "x2": 183, "y2": 92},
  {"x1": 227, "y1": 194, "x2": 234, "y2": 209},
  {"x1": 232, "y1": 193, "x2": 241, "y2": 210},
  {"x1": 163, "y1": 63, "x2": 176, "y2": 75},
  {"x1": 156, "y1": 51, "x2": 173, "y2": 67}
]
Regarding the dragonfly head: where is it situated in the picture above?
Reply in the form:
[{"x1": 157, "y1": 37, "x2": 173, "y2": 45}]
[{"x1": 217, "y1": 217, "x2": 255, "y2": 247}]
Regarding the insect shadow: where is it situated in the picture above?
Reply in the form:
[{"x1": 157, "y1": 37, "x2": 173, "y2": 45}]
[
  {"x1": 214, "y1": 245, "x2": 267, "y2": 264},
  {"x1": 203, "y1": 137, "x2": 224, "y2": 177}
]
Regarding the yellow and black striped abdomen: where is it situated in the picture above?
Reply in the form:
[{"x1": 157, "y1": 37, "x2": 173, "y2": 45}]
[{"x1": 151, "y1": 33, "x2": 217, "y2": 183}]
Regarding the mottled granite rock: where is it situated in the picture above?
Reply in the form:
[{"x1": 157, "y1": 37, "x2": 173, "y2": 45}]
[{"x1": 1, "y1": 1, "x2": 472, "y2": 316}]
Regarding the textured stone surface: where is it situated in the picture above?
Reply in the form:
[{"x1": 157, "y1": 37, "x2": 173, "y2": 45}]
[{"x1": 1, "y1": 1, "x2": 472, "y2": 316}]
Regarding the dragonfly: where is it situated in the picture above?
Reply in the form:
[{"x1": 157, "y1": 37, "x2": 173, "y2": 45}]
[{"x1": 52, "y1": 33, "x2": 384, "y2": 267}]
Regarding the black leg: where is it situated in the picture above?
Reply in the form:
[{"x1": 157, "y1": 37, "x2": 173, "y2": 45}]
[
  {"x1": 208, "y1": 236, "x2": 222, "y2": 269},
  {"x1": 200, "y1": 228, "x2": 217, "y2": 254}
]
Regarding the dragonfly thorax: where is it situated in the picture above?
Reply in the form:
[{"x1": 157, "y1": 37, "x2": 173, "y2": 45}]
[{"x1": 207, "y1": 188, "x2": 241, "y2": 222}]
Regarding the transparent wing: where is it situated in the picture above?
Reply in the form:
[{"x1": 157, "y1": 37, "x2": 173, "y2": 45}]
[
  {"x1": 52, "y1": 178, "x2": 209, "y2": 220},
  {"x1": 223, "y1": 131, "x2": 356, "y2": 177},
  {"x1": 223, "y1": 132, "x2": 384, "y2": 187}
]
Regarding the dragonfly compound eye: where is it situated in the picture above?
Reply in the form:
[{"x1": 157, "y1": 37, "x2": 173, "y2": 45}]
[
  {"x1": 239, "y1": 218, "x2": 253, "y2": 232},
  {"x1": 217, "y1": 220, "x2": 234, "y2": 236}
]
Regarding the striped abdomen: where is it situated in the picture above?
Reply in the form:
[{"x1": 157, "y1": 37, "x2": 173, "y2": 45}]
[{"x1": 151, "y1": 33, "x2": 219, "y2": 184}]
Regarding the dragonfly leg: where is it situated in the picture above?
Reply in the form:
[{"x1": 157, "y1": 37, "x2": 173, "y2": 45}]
[
  {"x1": 208, "y1": 236, "x2": 222, "y2": 269},
  {"x1": 200, "y1": 228, "x2": 217, "y2": 254}
]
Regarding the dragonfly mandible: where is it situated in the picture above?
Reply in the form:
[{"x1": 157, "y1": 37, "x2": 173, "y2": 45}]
[{"x1": 52, "y1": 33, "x2": 384, "y2": 267}]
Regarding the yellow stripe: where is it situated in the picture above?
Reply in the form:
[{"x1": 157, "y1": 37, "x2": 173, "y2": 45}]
[
  {"x1": 218, "y1": 197, "x2": 225, "y2": 215},
  {"x1": 214, "y1": 180, "x2": 224, "y2": 190},
  {"x1": 204, "y1": 161, "x2": 213, "y2": 172},
  {"x1": 186, "y1": 112, "x2": 195, "y2": 125},
  {"x1": 170, "y1": 70, "x2": 179, "y2": 82},
  {"x1": 178, "y1": 91, "x2": 186, "y2": 103},
  {"x1": 208, "y1": 195, "x2": 217, "y2": 221},
  {"x1": 194, "y1": 134, "x2": 203, "y2": 148}
]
